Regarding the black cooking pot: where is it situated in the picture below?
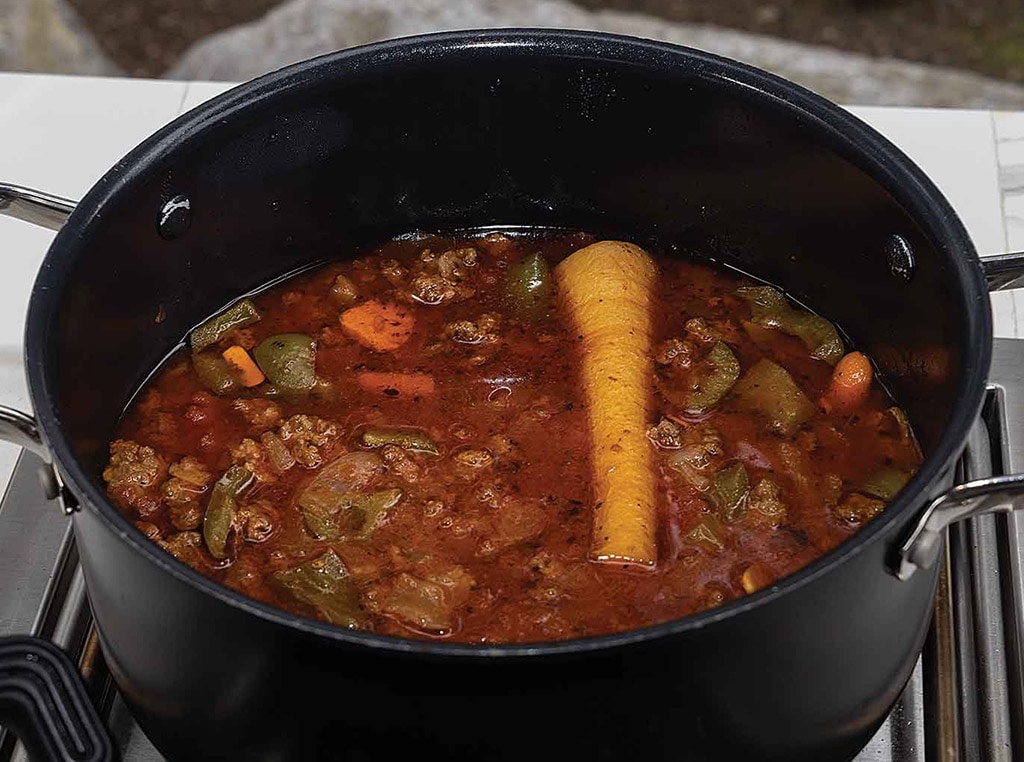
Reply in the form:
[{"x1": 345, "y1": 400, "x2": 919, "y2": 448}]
[{"x1": 1, "y1": 30, "x2": 1023, "y2": 762}]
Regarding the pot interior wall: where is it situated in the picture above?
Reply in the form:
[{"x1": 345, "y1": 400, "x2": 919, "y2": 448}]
[{"x1": 44, "y1": 40, "x2": 968, "y2": 475}]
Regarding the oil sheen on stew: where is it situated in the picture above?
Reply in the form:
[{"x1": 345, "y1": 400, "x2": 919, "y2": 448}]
[{"x1": 103, "y1": 231, "x2": 922, "y2": 643}]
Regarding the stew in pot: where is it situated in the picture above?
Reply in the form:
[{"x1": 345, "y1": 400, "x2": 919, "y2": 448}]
[{"x1": 102, "y1": 231, "x2": 922, "y2": 642}]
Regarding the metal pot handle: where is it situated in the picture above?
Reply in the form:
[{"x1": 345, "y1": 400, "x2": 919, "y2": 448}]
[
  {"x1": 0, "y1": 183, "x2": 76, "y2": 232},
  {"x1": 895, "y1": 427, "x2": 1024, "y2": 580},
  {"x1": 0, "y1": 407, "x2": 52, "y2": 462},
  {"x1": 984, "y1": 251, "x2": 1024, "y2": 291},
  {"x1": 0, "y1": 187, "x2": 110, "y2": 758},
  {"x1": 0, "y1": 183, "x2": 76, "y2": 499},
  {"x1": 896, "y1": 257, "x2": 1024, "y2": 579},
  {"x1": 0, "y1": 189, "x2": 74, "y2": 422}
]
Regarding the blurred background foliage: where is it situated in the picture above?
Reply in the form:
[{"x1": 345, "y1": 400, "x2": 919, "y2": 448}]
[{"x1": 65, "y1": 0, "x2": 1024, "y2": 80}]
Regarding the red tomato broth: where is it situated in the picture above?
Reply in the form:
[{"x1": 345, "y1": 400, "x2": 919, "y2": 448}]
[{"x1": 104, "y1": 230, "x2": 922, "y2": 642}]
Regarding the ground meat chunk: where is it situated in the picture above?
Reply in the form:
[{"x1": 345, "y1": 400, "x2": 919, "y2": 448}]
[
  {"x1": 525, "y1": 550, "x2": 597, "y2": 599},
  {"x1": 231, "y1": 438, "x2": 278, "y2": 483},
  {"x1": 167, "y1": 503, "x2": 203, "y2": 532},
  {"x1": 833, "y1": 493, "x2": 885, "y2": 525},
  {"x1": 492, "y1": 497, "x2": 547, "y2": 549},
  {"x1": 165, "y1": 456, "x2": 210, "y2": 493},
  {"x1": 665, "y1": 425, "x2": 726, "y2": 491},
  {"x1": 474, "y1": 482, "x2": 502, "y2": 509},
  {"x1": 822, "y1": 474, "x2": 844, "y2": 506},
  {"x1": 444, "y1": 313, "x2": 501, "y2": 344},
  {"x1": 409, "y1": 247, "x2": 479, "y2": 305},
  {"x1": 647, "y1": 418, "x2": 685, "y2": 449},
  {"x1": 380, "y1": 259, "x2": 408, "y2": 285},
  {"x1": 236, "y1": 501, "x2": 277, "y2": 543},
  {"x1": 103, "y1": 439, "x2": 168, "y2": 516},
  {"x1": 410, "y1": 274, "x2": 457, "y2": 305},
  {"x1": 159, "y1": 531, "x2": 205, "y2": 570},
  {"x1": 163, "y1": 456, "x2": 212, "y2": 530},
  {"x1": 437, "y1": 248, "x2": 478, "y2": 281},
  {"x1": 453, "y1": 449, "x2": 494, "y2": 469},
  {"x1": 260, "y1": 431, "x2": 296, "y2": 473},
  {"x1": 684, "y1": 317, "x2": 720, "y2": 344},
  {"x1": 329, "y1": 274, "x2": 359, "y2": 306},
  {"x1": 746, "y1": 478, "x2": 787, "y2": 528},
  {"x1": 231, "y1": 399, "x2": 282, "y2": 431},
  {"x1": 135, "y1": 521, "x2": 161, "y2": 540},
  {"x1": 381, "y1": 445, "x2": 420, "y2": 483},
  {"x1": 480, "y1": 233, "x2": 515, "y2": 257},
  {"x1": 655, "y1": 337, "x2": 697, "y2": 368},
  {"x1": 423, "y1": 499, "x2": 446, "y2": 518},
  {"x1": 277, "y1": 414, "x2": 341, "y2": 468},
  {"x1": 184, "y1": 392, "x2": 217, "y2": 426}
]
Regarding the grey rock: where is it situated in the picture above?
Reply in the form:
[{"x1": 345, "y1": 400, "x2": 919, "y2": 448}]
[
  {"x1": 167, "y1": 0, "x2": 1024, "y2": 109},
  {"x1": 0, "y1": 0, "x2": 120, "y2": 76}
]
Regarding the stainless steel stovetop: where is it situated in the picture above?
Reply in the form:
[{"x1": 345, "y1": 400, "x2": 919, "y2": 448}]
[{"x1": 1, "y1": 339, "x2": 1022, "y2": 762}]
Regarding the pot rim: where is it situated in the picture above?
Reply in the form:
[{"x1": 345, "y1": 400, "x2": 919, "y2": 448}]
[{"x1": 27, "y1": 28, "x2": 992, "y2": 657}]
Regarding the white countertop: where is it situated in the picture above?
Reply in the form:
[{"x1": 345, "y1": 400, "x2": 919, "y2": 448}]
[{"x1": 0, "y1": 72, "x2": 1022, "y2": 494}]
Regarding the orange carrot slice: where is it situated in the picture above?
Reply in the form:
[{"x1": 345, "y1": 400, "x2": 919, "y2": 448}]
[
  {"x1": 821, "y1": 351, "x2": 873, "y2": 415},
  {"x1": 340, "y1": 300, "x2": 415, "y2": 352},
  {"x1": 222, "y1": 346, "x2": 265, "y2": 387}
]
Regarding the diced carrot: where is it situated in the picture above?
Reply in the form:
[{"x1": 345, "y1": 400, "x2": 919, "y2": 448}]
[
  {"x1": 556, "y1": 240, "x2": 659, "y2": 569},
  {"x1": 357, "y1": 371, "x2": 435, "y2": 398},
  {"x1": 340, "y1": 300, "x2": 415, "y2": 352},
  {"x1": 222, "y1": 346, "x2": 265, "y2": 387},
  {"x1": 821, "y1": 351, "x2": 873, "y2": 416}
]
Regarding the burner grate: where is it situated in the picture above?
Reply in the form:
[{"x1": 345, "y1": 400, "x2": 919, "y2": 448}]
[{"x1": 2, "y1": 339, "x2": 1023, "y2": 761}]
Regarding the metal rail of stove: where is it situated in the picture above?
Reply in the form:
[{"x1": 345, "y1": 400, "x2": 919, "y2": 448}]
[{"x1": 1, "y1": 339, "x2": 1022, "y2": 762}]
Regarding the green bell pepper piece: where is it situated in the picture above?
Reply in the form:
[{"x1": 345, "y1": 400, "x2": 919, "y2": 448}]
[
  {"x1": 736, "y1": 286, "x2": 843, "y2": 365},
  {"x1": 202, "y1": 465, "x2": 252, "y2": 559},
  {"x1": 361, "y1": 427, "x2": 439, "y2": 455},
  {"x1": 271, "y1": 550, "x2": 361, "y2": 628},
  {"x1": 253, "y1": 334, "x2": 317, "y2": 393},
  {"x1": 505, "y1": 252, "x2": 552, "y2": 321},
  {"x1": 686, "y1": 341, "x2": 741, "y2": 413},
  {"x1": 189, "y1": 298, "x2": 261, "y2": 353},
  {"x1": 860, "y1": 467, "x2": 911, "y2": 500},
  {"x1": 191, "y1": 350, "x2": 242, "y2": 395},
  {"x1": 711, "y1": 463, "x2": 750, "y2": 522},
  {"x1": 731, "y1": 358, "x2": 817, "y2": 436},
  {"x1": 301, "y1": 488, "x2": 403, "y2": 540}
]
